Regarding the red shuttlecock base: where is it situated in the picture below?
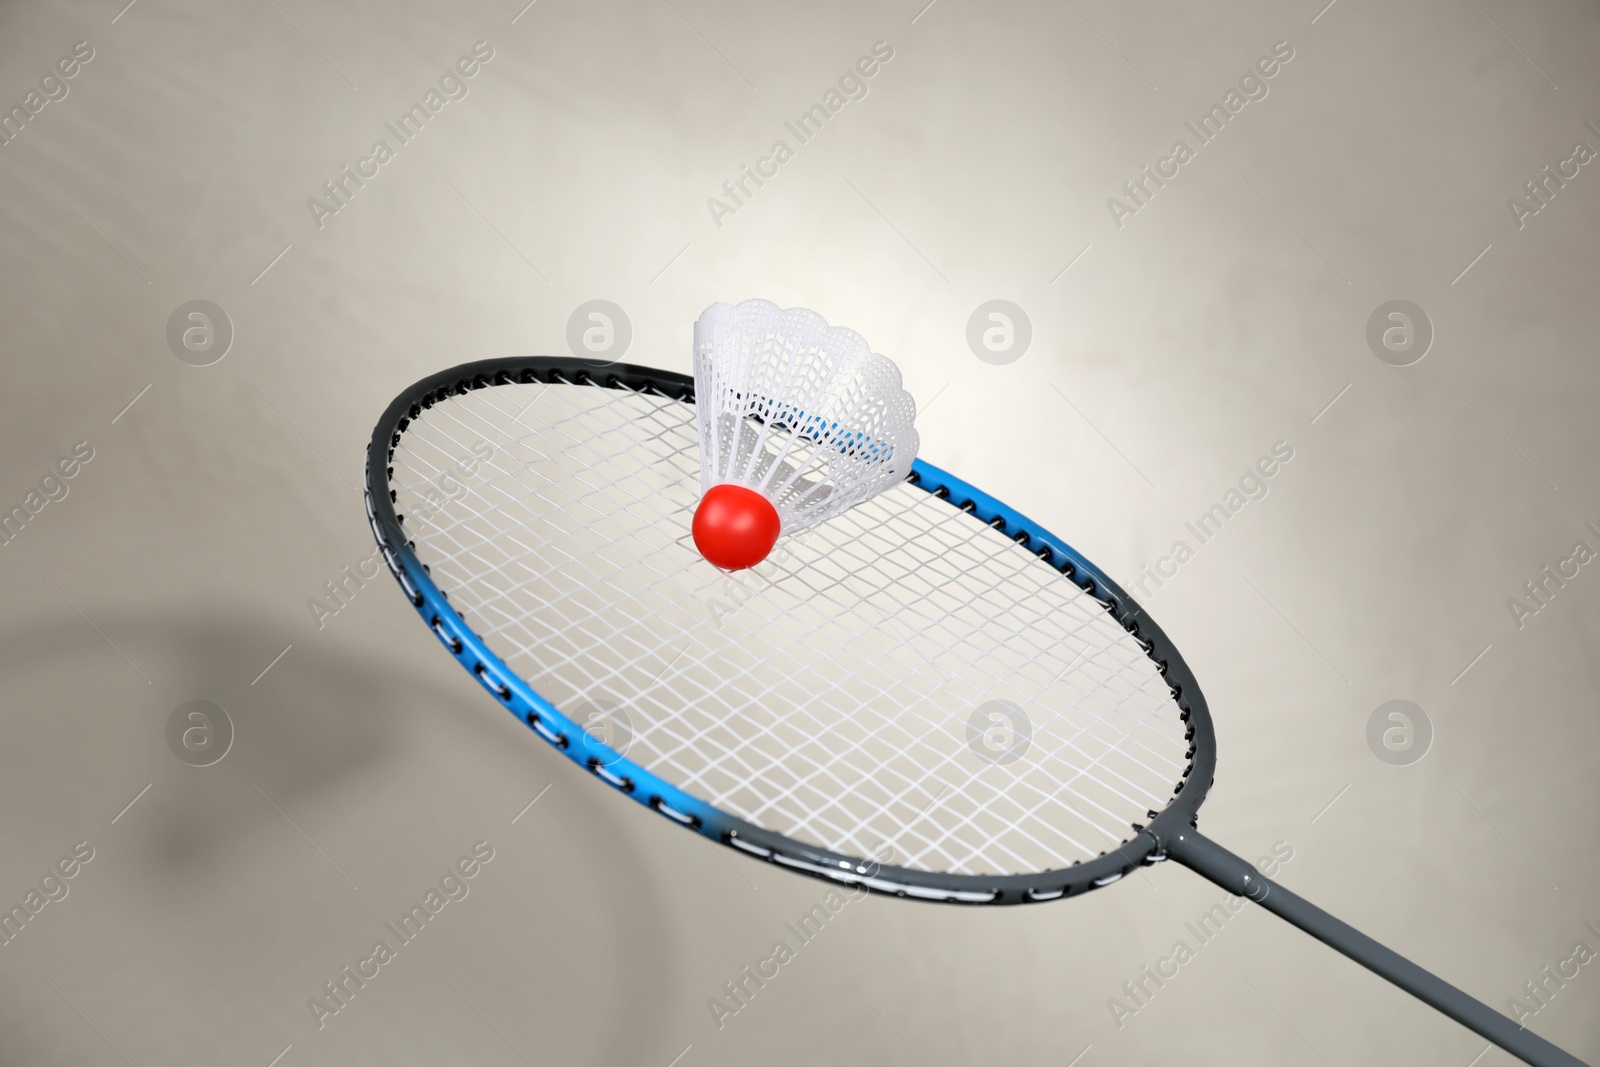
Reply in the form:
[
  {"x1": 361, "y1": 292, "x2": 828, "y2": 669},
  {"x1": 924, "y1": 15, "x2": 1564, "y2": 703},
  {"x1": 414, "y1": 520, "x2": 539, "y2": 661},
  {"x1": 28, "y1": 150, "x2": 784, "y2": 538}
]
[{"x1": 692, "y1": 484, "x2": 781, "y2": 570}]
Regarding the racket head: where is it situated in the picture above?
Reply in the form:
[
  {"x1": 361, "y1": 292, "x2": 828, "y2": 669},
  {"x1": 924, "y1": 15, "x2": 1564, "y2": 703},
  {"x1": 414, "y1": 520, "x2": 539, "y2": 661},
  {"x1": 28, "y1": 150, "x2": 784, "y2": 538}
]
[{"x1": 364, "y1": 357, "x2": 1217, "y2": 905}]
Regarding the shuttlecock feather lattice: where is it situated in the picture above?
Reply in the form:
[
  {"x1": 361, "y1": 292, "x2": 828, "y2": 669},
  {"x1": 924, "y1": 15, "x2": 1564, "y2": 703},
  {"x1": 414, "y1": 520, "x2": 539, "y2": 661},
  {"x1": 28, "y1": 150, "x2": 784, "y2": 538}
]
[{"x1": 691, "y1": 300, "x2": 919, "y2": 565}]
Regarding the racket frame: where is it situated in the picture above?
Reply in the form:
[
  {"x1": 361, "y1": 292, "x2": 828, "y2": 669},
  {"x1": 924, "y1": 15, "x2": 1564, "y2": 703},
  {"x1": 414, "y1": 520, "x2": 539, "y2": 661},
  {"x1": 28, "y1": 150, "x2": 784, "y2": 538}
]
[{"x1": 364, "y1": 355, "x2": 1217, "y2": 906}]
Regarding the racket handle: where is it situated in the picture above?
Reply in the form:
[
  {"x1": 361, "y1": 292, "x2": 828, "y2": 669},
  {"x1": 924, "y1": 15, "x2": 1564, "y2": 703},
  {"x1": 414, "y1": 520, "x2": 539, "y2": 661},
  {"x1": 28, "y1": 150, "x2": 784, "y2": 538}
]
[{"x1": 1165, "y1": 828, "x2": 1589, "y2": 1067}]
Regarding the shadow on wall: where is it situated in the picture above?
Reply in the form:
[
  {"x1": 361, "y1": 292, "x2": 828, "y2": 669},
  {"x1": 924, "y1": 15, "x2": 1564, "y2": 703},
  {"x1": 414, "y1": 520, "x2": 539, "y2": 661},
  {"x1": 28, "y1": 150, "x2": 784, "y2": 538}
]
[
  {"x1": 0, "y1": 613, "x2": 677, "y2": 1067},
  {"x1": 0, "y1": 612, "x2": 405, "y2": 870}
]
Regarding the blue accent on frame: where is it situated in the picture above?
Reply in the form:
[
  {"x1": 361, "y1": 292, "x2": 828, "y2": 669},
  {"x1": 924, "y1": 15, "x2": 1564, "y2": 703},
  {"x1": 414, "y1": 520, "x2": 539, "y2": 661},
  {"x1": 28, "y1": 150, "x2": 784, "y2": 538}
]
[
  {"x1": 907, "y1": 457, "x2": 1130, "y2": 613},
  {"x1": 381, "y1": 530, "x2": 735, "y2": 843}
]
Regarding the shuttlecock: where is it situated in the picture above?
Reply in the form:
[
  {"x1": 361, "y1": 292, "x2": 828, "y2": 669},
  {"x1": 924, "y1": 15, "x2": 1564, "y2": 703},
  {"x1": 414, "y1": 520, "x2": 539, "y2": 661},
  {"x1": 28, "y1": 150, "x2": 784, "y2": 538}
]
[{"x1": 691, "y1": 299, "x2": 919, "y2": 570}]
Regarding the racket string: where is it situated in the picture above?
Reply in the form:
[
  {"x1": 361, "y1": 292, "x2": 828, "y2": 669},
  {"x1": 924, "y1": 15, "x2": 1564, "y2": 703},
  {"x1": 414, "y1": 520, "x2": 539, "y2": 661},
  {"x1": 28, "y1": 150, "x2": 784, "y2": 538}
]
[{"x1": 388, "y1": 381, "x2": 1190, "y2": 876}]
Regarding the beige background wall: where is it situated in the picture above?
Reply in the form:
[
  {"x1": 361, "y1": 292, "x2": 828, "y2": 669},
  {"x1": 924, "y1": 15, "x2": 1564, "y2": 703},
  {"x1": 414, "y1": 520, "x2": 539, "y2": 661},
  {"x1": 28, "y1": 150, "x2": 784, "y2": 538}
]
[{"x1": 1, "y1": 0, "x2": 1597, "y2": 1063}]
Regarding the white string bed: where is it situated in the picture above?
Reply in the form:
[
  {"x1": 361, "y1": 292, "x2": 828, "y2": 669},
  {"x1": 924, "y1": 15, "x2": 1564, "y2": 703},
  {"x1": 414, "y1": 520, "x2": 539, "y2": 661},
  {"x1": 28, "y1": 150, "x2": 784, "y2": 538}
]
[{"x1": 389, "y1": 380, "x2": 1190, "y2": 877}]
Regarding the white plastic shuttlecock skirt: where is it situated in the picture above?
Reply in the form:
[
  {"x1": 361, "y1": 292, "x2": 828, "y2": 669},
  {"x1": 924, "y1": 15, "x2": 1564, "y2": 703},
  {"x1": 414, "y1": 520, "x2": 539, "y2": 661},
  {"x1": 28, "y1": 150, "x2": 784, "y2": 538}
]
[{"x1": 693, "y1": 299, "x2": 919, "y2": 535}]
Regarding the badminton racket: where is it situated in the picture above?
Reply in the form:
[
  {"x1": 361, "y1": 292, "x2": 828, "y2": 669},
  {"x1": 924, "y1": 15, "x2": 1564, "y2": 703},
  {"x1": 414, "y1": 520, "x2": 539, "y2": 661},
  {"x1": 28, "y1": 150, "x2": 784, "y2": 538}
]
[{"x1": 364, "y1": 356, "x2": 1586, "y2": 1067}]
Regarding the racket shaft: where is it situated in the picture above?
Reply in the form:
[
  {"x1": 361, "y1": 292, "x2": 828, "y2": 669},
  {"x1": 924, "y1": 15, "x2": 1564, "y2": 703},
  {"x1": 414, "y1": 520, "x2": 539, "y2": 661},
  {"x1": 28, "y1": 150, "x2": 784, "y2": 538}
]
[{"x1": 1166, "y1": 829, "x2": 1588, "y2": 1067}]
